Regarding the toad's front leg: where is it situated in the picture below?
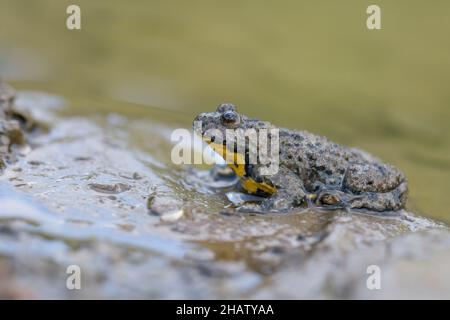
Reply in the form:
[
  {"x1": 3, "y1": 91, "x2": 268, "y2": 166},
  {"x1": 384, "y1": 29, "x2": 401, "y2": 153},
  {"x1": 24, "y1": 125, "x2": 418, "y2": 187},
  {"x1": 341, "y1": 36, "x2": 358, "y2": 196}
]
[{"x1": 259, "y1": 169, "x2": 308, "y2": 212}]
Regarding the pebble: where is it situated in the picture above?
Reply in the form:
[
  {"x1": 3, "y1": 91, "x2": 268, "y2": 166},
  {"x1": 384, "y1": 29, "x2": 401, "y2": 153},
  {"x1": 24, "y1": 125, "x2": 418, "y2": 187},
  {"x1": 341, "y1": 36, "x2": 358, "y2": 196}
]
[{"x1": 147, "y1": 195, "x2": 184, "y2": 222}]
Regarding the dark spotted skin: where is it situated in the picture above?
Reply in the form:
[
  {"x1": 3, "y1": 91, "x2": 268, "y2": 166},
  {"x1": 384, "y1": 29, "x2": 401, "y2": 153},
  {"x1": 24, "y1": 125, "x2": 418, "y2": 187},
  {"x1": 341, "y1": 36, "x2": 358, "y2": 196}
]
[{"x1": 194, "y1": 103, "x2": 408, "y2": 212}]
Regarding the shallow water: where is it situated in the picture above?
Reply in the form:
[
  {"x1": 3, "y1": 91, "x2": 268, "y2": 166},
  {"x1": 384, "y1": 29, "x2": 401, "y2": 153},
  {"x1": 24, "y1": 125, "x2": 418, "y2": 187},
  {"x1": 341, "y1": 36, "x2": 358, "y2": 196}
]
[{"x1": 1, "y1": 1, "x2": 450, "y2": 299}]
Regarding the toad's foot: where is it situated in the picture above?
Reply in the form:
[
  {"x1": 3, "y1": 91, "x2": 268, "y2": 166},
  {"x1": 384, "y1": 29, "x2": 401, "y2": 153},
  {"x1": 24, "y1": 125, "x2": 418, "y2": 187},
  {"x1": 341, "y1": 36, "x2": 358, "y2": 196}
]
[
  {"x1": 315, "y1": 182, "x2": 408, "y2": 212},
  {"x1": 347, "y1": 181, "x2": 408, "y2": 212}
]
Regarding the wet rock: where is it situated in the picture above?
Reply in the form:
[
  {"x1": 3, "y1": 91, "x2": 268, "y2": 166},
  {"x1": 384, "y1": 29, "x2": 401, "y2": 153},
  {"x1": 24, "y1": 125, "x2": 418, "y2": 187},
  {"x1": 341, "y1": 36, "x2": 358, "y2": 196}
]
[
  {"x1": 1, "y1": 89, "x2": 450, "y2": 299},
  {"x1": 250, "y1": 213, "x2": 449, "y2": 299}
]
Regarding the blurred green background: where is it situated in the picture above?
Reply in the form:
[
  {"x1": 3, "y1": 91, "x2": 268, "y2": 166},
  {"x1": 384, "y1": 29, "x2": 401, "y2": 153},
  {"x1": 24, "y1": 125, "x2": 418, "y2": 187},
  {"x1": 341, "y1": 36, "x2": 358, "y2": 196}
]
[{"x1": 1, "y1": 0, "x2": 450, "y2": 221}]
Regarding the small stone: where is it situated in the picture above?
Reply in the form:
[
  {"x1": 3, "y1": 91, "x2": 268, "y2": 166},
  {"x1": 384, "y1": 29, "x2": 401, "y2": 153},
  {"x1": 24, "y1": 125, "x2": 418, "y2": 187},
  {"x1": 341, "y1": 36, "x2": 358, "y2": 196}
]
[
  {"x1": 160, "y1": 209, "x2": 184, "y2": 222},
  {"x1": 147, "y1": 195, "x2": 184, "y2": 222},
  {"x1": 74, "y1": 156, "x2": 92, "y2": 161}
]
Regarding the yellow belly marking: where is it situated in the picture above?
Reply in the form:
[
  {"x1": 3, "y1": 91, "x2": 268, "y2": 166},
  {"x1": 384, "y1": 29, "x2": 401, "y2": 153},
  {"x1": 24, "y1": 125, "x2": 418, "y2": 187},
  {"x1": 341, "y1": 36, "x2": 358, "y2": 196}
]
[{"x1": 207, "y1": 141, "x2": 277, "y2": 196}]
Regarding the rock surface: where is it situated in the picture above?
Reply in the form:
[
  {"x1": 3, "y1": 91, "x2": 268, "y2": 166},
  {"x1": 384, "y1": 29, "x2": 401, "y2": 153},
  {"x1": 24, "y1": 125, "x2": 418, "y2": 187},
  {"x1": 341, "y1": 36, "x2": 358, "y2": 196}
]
[{"x1": 0, "y1": 87, "x2": 449, "y2": 299}]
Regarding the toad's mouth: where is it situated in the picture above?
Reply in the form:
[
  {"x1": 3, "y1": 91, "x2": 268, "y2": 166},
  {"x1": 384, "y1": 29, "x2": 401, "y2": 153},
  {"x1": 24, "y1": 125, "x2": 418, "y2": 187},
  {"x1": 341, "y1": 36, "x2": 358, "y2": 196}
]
[{"x1": 200, "y1": 135, "x2": 277, "y2": 197}]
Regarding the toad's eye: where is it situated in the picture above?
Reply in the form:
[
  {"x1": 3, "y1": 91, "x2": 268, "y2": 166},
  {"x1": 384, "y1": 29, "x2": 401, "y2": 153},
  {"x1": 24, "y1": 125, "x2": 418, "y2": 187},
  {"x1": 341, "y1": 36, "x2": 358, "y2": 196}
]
[{"x1": 221, "y1": 111, "x2": 240, "y2": 126}]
